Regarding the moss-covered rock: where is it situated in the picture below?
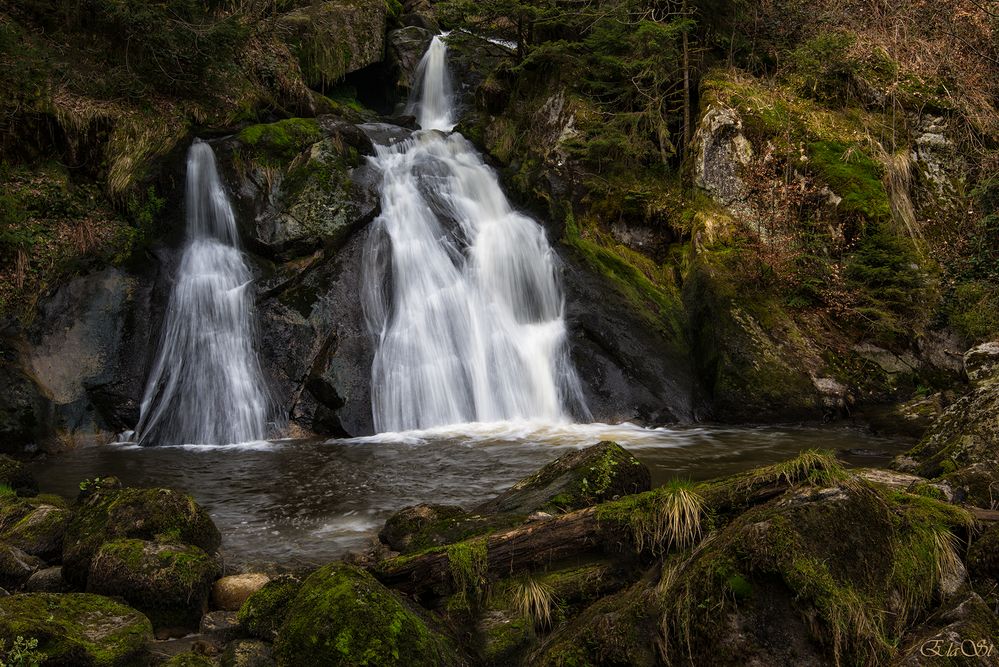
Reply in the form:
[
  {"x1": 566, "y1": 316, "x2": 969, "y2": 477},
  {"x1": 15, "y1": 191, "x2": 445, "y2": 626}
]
[
  {"x1": 86, "y1": 538, "x2": 221, "y2": 635},
  {"x1": 899, "y1": 341, "x2": 999, "y2": 506},
  {"x1": 2, "y1": 502, "x2": 69, "y2": 561},
  {"x1": 0, "y1": 456, "x2": 37, "y2": 497},
  {"x1": 476, "y1": 441, "x2": 651, "y2": 515},
  {"x1": 379, "y1": 504, "x2": 523, "y2": 555},
  {"x1": 652, "y1": 482, "x2": 972, "y2": 665},
  {"x1": 274, "y1": 563, "x2": 460, "y2": 666},
  {"x1": 0, "y1": 592, "x2": 152, "y2": 666},
  {"x1": 237, "y1": 574, "x2": 303, "y2": 641},
  {"x1": 895, "y1": 591, "x2": 999, "y2": 666},
  {"x1": 62, "y1": 486, "x2": 220, "y2": 589},
  {"x1": 275, "y1": 0, "x2": 387, "y2": 89}
]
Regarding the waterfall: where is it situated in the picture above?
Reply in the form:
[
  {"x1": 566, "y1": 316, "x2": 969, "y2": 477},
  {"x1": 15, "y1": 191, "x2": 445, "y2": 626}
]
[
  {"x1": 406, "y1": 34, "x2": 455, "y2": 132},
  {"x1": 135, "y1": 141, "x2": 271, "y2": 445},
  {"x1": 362, "y1": 35, "x2": 589, "y2": 433}
]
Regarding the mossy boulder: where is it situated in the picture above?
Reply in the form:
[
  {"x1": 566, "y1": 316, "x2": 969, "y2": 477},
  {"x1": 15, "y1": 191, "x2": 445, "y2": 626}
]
[
  {"x1": 62, "y1": 486, "x2": 220, "y2": 588},
  {"x1": 895, "y1": 591, "x2": 999, "y2": 666},
  {"x1": 0, "y1": 456, "x2": 38, "y2": 497},
  {"x1": 275, "y1": 0, "x2": 387, "y2": 89},
  {"x1": 0, "y1": 593, "x2": 152, "y2": 666},
  {"x1": 476, "y1": 441, "x2": 651, "y2": 515},
  {"x1": 237, "y1": 573, "x2": 303, "y2": 641},
  {"x1": 274, "y1": 563, "x2": 460, "y2": 666},
  {"x1": 226, "y1": 119, "x2": 378, "y2": 261},
  {"x1": 651, "y1": 483, "x2": 972, "y2": 665},
  {"x1": 967, "y1": 523, "x2": 999, "y2": 584},
  {"x1": 86, "y1": 538, "x2": 221, "y2": 635},
  {"x1": 2, "y1": 502, "x2": 69, "y2": 561}
]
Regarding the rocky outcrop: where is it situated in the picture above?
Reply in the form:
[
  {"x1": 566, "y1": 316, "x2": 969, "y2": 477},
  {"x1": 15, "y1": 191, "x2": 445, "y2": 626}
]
[
  {"x1": 275, "y1": 0, "x2": 388, "y2": 89},
  {"x1": 387, "y1": 27, "x2": 435, "y2": 98},
  {"x1": 897, "y1": 341, "x2": 999, "y2": 505}
]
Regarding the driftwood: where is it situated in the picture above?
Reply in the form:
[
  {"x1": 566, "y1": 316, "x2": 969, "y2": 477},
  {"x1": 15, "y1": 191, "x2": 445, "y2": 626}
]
[{"x1": 372, "y1": 506, "x2": 618, "y2": 596}]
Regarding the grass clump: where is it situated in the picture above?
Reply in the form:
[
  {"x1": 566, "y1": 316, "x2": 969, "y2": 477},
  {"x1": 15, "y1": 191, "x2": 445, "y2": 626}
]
[
  {"x1": 600, "y1": 479, "x2": 704, "y2": 555},
  {"x1": 513, "y1": 577, "x2": 558, "y2": 630},
  {"x1": 447, "y1": 537, "x2": 489, "y2": 609}
]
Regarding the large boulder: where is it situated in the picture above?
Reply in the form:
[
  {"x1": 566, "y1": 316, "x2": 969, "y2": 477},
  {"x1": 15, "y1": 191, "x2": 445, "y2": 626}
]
[
  {"x1": 476, "y1": 441, "x2": 651, "y2": 515},
  {"x1": 237, "y1": 574, "x2": 304, "y2": 641},
  {"x1": 274, "y1": 563, "x2": 460, "y2": 666},
  {"x1": 0, "y1": 593, "x2": 153, "y2": 666},
  {"x1": 1, "y1": 501, "x2": 69, "y2": 561},
  {"x1": 62, "y1": 486, "x2": 220, "y2": 589},
  {"x1": 275, "y1": 0, "x2": 388, "y2": 89},
  {"x1": 87, "y1": 538, "x2": 221, "y2": 636},
  {"x1": 223, "y1": 118, "x2": 379, "y2": 261}
]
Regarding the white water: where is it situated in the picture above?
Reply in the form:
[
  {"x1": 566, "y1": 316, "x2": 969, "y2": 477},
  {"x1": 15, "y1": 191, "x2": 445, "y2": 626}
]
[
  {"x1": 363, "y1": 35, "x2": 589, "y2": 433},
  {"x1": 135, "y1": 141, "x2": 271, "y2": 446}
]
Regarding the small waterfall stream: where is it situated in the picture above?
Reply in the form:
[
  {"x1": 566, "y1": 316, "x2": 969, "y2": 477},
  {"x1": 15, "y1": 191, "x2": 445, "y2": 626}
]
[
  {"x1": 362, "y1": 35, "x2": 589, "y2": 433},
  {"x1": 135, "y1": 141, "x2": 271, "y2": 445}
]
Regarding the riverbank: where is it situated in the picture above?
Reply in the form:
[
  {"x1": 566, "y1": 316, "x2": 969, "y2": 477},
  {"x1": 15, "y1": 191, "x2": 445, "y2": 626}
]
[{"x1": 2, "y1": 343, "x2": 997, "y2": 665}]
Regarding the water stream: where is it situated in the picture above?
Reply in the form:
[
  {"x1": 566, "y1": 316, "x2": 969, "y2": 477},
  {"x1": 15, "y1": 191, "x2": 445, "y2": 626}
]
[
  {"x1": 363, "y1": 35, "x2": 588, "y2": 432},
  {"x1": 134, "y1": 141, "x2": 272, "y2": 446}
]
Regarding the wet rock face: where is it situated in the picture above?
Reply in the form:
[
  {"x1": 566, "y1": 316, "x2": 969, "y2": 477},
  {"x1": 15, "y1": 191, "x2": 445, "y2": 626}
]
[
  {"x1": 215, "y1": 117, "x2": 381, "y2": 437},
  {"x1": 388, "y1": 26, "x2": 435, "y2": 98},
  {"x1": 0, "y1": 263, "x2": 165, "y2": 451}
]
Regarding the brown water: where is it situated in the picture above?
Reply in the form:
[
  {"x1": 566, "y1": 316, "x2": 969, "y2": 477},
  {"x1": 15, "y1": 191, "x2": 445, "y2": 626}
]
[{"x1": 30, "y1": 422, "x2": 908, "y2": 569}]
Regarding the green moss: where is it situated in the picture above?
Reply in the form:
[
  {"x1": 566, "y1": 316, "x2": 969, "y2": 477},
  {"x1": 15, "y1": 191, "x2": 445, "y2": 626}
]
[
  {"x1": 237, "y1": 573, "x2": 304, "y2": 641},
  {"x1": 0, "y1": 593, "x2": 152, "y2": 666},
  {"x1": 564, "y1": 210, "x2": 686, "y2": 344},
  {"x1": 447, "y1": 537, "x2": 489, "y2": 608},
  {"x1": 0, "y1": 457, "x2": 36, "y2": 498},
  {"x1": 656, "y1": 477, "x2": 972, "y2": 665},
  {"x1": 807, "y1": 141, "x2": 891, "y2": 222},
  {"x1": 274, "y1": 563, "x2": 459, "y2": 666},
  {"x1": 87, "y1": 538, "x2": 221, "y2": 631},
  {"x1": 945, "y1": 280, "x2": 999, "y2": 344},
  {"x1": 235, "y1": 118, "x2": 322, "y2": 166},
  {"x1": 62, "y1": 486, "x2": 220, "y2": 589}
]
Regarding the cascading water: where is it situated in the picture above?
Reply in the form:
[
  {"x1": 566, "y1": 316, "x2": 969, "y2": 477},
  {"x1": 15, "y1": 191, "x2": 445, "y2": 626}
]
[
  {"x1": 362, "y1": 35, "x2": 589, "y2": 433},
  {"x1": 134, "y1": 141, "x2": 271, "y2": 445}
]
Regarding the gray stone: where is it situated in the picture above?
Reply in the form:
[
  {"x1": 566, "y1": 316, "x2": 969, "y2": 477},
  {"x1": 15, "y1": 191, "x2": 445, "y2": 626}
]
[{"x1": 25, "y1": 566, "x2": 72, "y2": 593}]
